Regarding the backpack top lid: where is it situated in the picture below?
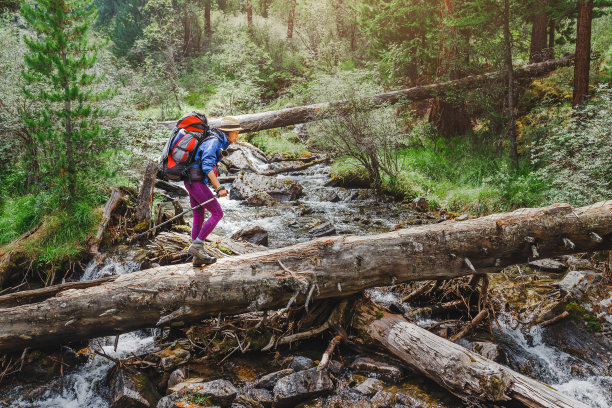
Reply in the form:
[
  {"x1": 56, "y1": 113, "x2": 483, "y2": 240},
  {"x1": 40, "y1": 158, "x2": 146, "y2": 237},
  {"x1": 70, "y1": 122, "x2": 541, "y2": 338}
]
[{"x1": 176, "y1": 112, "x2": 208, "y2": 133}]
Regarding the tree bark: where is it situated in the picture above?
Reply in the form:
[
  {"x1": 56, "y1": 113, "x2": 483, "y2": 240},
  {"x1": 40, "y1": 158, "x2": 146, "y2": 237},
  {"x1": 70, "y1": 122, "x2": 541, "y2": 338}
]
[
  {"x1": 529, "y1": 4, "x2": 548, "y2": 62},
  {"x1": 246, "y1": 0, "x2": 253, "y2": 26},
  {"x1": 90, "y1": 188, "x2": 125, "y2": 256},
  {"x1": 572, "y1": 0, "x2": 593, "y2": 107},
  {"x1": 205, "y1": 0, "x2": 212, "y2": 37},
  {"x1": 159, "y1": 55, "x2": 576, "y2": 133},
  {"x1": 352, "y1": 301, "x2": 590, "y2": 408},
  {"x1": 134, "y1": 162, "x2": 160, "y2": 224},
  {"x1": 548, "y1": 19, "x2": 555, "y2": 52},
  {"x1": 503, "y1": 0, "x2": 518, "y2": 169},
  {"x1": 287, "y1": 0, "x2": 296, "y2": 39},
  {"x1": 0, "y1": 201, "x2": 610, "y2": 353},
  {"x1": 429, "y1": 0, "x2": 472, "y2": 138}
]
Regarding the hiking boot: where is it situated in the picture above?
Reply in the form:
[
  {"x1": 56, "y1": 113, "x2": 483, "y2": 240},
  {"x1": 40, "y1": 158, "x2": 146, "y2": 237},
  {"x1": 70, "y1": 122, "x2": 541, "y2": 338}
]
[{"x1": 188, "y1": 242, "x2": 217, "y2": 266}]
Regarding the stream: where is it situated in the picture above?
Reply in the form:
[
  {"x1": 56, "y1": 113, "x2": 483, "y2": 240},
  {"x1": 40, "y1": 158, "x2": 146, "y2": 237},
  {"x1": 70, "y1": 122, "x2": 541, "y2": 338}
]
[{"x1": 2, "y1": 146, "x2": 611, "y2": 408}]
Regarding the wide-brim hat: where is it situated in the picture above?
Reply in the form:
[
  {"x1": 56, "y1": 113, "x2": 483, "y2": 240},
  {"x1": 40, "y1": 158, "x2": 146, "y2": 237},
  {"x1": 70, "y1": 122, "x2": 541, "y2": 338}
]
[{"x1": 218, "y1": 116, "x2": 244, "y2": 132}]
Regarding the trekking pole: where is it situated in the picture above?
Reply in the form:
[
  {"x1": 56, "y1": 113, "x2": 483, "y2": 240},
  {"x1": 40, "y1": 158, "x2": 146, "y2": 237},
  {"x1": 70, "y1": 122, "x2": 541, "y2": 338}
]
[{"x1": 131, "y1": 195, "x2": 219, "y2": 242}]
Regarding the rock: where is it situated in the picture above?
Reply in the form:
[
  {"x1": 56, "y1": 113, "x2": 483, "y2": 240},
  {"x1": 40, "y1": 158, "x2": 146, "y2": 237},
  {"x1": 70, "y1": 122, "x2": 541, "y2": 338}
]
[
  {"x1": 159, "y1": 348, "x2": 190, "y2": 371},
  {"x1": 272, "y1": 368, "x2": 334, "y2": 407},
  {"x1": 249, "y1": 388, "x2": 273, "y2": 407},
  {"x1": 323, "y1": 190, "x2": 340, "y2": 202},
  {"x1": 543, "y1": 317, "x2": 612, "y2": 376},
  {"x1": 473, "y1": 342, "x2": 501, "y2": 361},
  {"x1": 371, "y1": 390, "x2": 395, "y2": 407},
  {"x1": 327, "y1": 360, "x2": 343, "y2": 376},
  {"x1": 354, "y1": 378, "x2": 383, "y2": 396},
  {"x1": 109, "y1": 367, "x2": 161, "y2": 408},
  {"x1": 177, "y1": 379, "x2": 238, "y2": 407},
  {"x1": 223, "y1": 149, "x2": 256, "y2": 172},
  {"x1": 230, "y1": 173, "x2": 303, "y2": 206},
  {"x1": 350, "y1": 357, "x2": 403, "y2": 382},
  {"x1": 561, "y1": 255, "x2": 594, "y2": 270},
  {"x1": 308, "y1": 221, "x2": 336, "y2": 237},
  {"x1": 558, "y1": 270, "x2": 602, "y2": 298},
  {"x1": 528, "y1": 258, "x2": 567, "y2": 273},
  {"x1": 289, "y1": 356, "x2": 315, "y2": 371},
  {"x1": 166, "y1": 368, "x2": 185, "y2": 392},
  {"x1": 156, "y1": 393, "x2": 181, "y2": 408},
  {"x1": 231, "y1": 226, "x2": 269, "y2": 246},
  {"x1": 255, "y1": 368, "x2": 295, "y2": 389},
  {"x1": 233, "y1": 141, "x2": 269, "y2": 163},
  {"x1": 297, "y1": 204, "x2": 313, "y2": 216},
  {"x1": 455, "y1": 214, "x2": 469, "y2": 221},
  {"x1": 293, "y1": 123, "x2": 309, "y2": 142},
  {"x1": 412, "y1": 197, "x2": 428, "y2": 212}
]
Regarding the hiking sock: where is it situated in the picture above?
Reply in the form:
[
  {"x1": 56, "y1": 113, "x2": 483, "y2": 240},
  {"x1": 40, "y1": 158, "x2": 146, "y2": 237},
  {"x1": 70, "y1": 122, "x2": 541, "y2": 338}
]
[{"x1": 193, "y1": 238, "x2": 204, "y2": 244}]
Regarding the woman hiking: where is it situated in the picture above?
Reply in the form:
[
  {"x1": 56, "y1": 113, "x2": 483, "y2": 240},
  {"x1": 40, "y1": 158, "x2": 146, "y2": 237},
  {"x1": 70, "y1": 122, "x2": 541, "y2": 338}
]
[{"x1": 185, "y1": 116, "x2": 243, "y2": 266}]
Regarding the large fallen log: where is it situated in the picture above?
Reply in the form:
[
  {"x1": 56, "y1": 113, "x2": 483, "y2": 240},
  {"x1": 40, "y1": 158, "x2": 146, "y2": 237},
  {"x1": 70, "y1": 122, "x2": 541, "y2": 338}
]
[
  {"x1": 0, "y1": 200, "x2": 610, "y2": 353},
  {"x1": 160, "y1": 55, "x2": 575, "y2": 132},
  {"x1": 352, "y1": 300, "x2": 590, "y2": 408}
]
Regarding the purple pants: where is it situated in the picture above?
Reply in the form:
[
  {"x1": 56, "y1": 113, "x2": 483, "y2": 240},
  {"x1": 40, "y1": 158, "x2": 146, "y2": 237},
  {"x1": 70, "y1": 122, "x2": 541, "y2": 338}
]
[{"x1": 184, "y1": 181, "x2": 223, "y2": 241}]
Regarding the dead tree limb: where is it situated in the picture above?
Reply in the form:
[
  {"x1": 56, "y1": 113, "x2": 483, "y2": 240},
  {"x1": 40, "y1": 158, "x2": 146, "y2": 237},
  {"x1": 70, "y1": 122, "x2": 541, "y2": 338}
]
[
  {"x1": 90, "y1": 188, "x2": 125, "y2": 256},
  {"x1": 259, "y1": 157, "x2": 330, "y2": 176},
  {"x1": 352, "y1": 300, "x2": 590, "y2": 408},
  {"x1": 135, "y1": 162, "x2": 160, "y2": 225},
  {"x1": 160, "y1": 55, "x2": 575, "y2": 132},
  {"x1": 0, "y1": 201, "x2": 610, "y2": 353}
]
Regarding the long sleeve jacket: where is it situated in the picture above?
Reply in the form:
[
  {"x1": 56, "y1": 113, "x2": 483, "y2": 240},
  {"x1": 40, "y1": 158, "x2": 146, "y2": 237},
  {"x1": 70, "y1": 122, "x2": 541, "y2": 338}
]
[{"x1": 191, "y1": 129, "x2": 230, "y2": 183}]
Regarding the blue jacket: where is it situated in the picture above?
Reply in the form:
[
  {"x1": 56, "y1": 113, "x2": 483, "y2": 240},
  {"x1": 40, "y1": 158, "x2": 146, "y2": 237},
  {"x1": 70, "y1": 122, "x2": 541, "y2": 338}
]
[{"x1": 192, "y1": 129, "x2": 230, "y2": 183}]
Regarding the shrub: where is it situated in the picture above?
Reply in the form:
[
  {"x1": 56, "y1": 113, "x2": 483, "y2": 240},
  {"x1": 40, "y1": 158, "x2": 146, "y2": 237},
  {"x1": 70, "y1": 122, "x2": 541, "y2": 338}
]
[{"x1": 531, "y1": 85, "x2": 612, "y2": 206}]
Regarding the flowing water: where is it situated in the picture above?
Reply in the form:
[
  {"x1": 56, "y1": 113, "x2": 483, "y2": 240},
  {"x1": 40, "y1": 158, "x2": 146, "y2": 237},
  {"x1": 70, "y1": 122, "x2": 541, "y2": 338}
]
[{"x1": 2, "y1": 147, "x2": 611, "y2": 407}]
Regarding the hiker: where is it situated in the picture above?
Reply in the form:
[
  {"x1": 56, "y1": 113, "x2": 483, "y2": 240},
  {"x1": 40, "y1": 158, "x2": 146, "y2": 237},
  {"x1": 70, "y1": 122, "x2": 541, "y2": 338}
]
[{"x1": 185, "y1": 116, "x2": 243, "y2": 266}]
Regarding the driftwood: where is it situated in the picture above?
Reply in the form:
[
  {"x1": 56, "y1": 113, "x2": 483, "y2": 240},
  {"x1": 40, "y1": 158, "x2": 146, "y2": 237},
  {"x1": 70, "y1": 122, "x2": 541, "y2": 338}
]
[
  {"x1": 0, "y1": 201, "x2": 610, "y2": 353},
  {"x1": 160, "y1": 55, "x2": 575, "y2": 132},
  {"x1": 134, "y1": 162, "x2": 160, "y2": 224},
  {"x1": 155, "y1": 179, "x2": 188, "y2": 197},
  {"x1": 352, "y1": 300, "x2": 589, "y2": 408},
  {"x1": 259, "y1": 156, "x2": 329, "y2": 176},
  {"x1": 90, "y1": 188, "x2": 125, "y2": 256}
]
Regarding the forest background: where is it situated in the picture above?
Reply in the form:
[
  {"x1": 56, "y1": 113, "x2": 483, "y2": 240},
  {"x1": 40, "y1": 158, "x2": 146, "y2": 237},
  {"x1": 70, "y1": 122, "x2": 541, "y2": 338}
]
[{"x1": 0, "y1": 0, "x2": 610, "y2": 276}]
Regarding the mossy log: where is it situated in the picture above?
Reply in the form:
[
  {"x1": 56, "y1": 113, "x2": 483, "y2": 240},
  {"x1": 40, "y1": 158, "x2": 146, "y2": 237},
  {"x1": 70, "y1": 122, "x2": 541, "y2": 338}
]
[
  {"x1": 0, "y1": 200, "x2": 610, "y2": 353},
  {"x1": 160, "y1": 55, "x2": 575, "y2": 132},
  {"x1": 351, "y1": 300, "x2": 590, "y2": 408}
]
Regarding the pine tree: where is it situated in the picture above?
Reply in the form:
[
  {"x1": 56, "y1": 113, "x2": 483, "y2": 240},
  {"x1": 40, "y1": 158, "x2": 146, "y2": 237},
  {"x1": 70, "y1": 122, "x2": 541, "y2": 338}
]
[{"x1": 21, "y1": 0, "x2": 114, "y2": 207}]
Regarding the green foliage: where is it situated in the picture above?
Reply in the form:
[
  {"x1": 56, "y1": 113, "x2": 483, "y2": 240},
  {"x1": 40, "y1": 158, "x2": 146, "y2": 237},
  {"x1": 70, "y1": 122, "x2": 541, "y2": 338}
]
[
  {"x1": 182, "y1": 393, "x2": 210, "y2": 405},
  {"x1": 21, "y1": 0, "x2": 117, "y2": 207},
  {"x1": 566, "y1": 301, "x2": 602, "y2": 332},
  {"x1": 0, "y1": 190, "x2": 100, "y2": 268},
  {"x1": 320, "y1": 100, "x2": 404, "y2": 188},
  {"x1": 531, "y1": 85, "x2": 612, "y2": 206},
  {"x1": 250, "y1": 129, "x2": 309, "y2": 158}
]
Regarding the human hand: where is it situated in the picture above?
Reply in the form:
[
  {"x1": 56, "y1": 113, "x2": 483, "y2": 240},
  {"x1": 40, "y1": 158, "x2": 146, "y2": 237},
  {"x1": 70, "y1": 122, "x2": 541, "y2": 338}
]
[{"x1": 218, "y1": 188, "x2": 228, "y2": 197}]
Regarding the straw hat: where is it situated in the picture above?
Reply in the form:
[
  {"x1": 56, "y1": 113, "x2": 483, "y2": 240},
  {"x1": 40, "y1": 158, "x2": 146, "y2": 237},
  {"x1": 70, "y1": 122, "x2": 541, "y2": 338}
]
[{"x1": 218, "y1": 116, "x2": 244, "y2": 132}]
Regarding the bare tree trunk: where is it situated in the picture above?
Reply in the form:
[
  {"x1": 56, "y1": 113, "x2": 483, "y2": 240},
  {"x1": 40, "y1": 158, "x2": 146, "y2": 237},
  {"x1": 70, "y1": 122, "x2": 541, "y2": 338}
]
[
  {"x1": 572, "y1": 0, "x2": 593, "y2": 107},
  {"x1": 548, "y1": 19, "x2": 555, "y2": 53},
  {"x1": 160, "y1": 55, "x2": 576, "y2": 133},
  {"x1": 529, "y1": 3, "x2": 548, "y2": 62},
  {"x1": 429, "y1": 0, "x2": 472, "y2": 137},
  {"x1": 287, "y1": 0, "x2": 296, "y2": 39},
  {"x1": 503, "y1": 0, "x2": 518, "y2": 169},
  {"x1": 0, "y1": 201, "x2": 610, "y2": 353},
  {"x1": 352, "y1": 300, "x2": 590, "y2": 408},
  {"x1": 134, "y1": 162, "x2": 159, "y2": 224},
  {"x1": 205, "y1": 0, "x2": 212, "y2": 37},
  {"x1": 246, "y1": 0, "x2": 253, "y2": 26}
]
